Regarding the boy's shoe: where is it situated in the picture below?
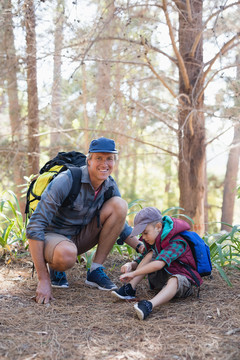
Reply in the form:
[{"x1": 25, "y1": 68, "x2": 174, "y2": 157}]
[
  {"x1": 49, "y1": 268, "x2": 69, "y2": 288},
  {"x1": 85, "y1": 267, "x2": 117, "y2": 291},
  {"x1": 134, "y1": 300, "x2": 153, "y2": 320},
  {"x1": 111, "y1": 283, "x2": 136, "y2": 300}
]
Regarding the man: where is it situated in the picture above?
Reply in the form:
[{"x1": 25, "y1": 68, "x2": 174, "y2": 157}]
[{"x1": 26, "y1": 137, "x2": 143, "y2": 304}]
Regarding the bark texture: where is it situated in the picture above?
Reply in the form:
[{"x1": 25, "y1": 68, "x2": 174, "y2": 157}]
[
  {"x1": 177, "y1": 0, "x2": 205, "y2": 234},
  {"x1": 221, "y1": 56, "x2": 240, "y2": 230},
  {"x1": 50, "y1": 0, "x2": 64, "y2": 158},
  {"x1": 3, "y1": 0, "x2": 25, "y2": 213},
  {"x1": 25, "y1": 0, "x2": 39, "y2": 176},
  {"x1": 221, "y1": 123, "x2": 240, "y2": 230}
]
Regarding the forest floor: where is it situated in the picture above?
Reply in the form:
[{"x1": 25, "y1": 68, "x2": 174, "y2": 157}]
[{"x1": 0, "y1": 253, "x2": 240, "y2": 360}]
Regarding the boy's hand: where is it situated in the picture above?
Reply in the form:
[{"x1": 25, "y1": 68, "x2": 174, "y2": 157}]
[
  {"x1": 120, "y1": 271, "x2": 135, "y2": 283},
  {"x1": 121, "y1": 262, "x2": 133, "y2": 273}
]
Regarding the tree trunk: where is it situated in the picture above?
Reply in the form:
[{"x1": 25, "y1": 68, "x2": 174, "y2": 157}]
[
  {"x1": 3, "y1": 0, "x2": 25, "y2": 214},
  {"x1": 95, "y1": 43, "x2": 112, "y2": 116},
  {"x1": 177, "y1": 0, "x2": 205, "y2": 235},
  {"x1": 221, "y1": 124, "x2": 240, "y2": 230},
  {"x1": 25, "y1": 0, "x2": 39, "y2": 176},
  {"x1": 95, "y1": 2, "x2": 115, "y2": 120},
  {"x1": 50, "y1": 0, "x2": 64, "y2": 158},
  {"x1": 82, "y1": 63, "x2": 89, "y2": 154},
  {"x1": 221, "y1": 57, "x2": 240, "y2": 231}
]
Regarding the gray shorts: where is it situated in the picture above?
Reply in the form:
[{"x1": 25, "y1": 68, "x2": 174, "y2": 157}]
[
  {"x1": 147, "y1": 250, "x2": 193, "y2": 298},
  {"x1": 148, "y1": 270, "x2": 193, "y2": 298},
  {"x1": 44, "y1": 216, "x2": 102, "y2": 263}
]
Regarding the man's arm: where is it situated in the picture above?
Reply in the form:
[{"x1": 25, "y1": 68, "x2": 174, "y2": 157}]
[
  {"x1": 124, "y1": 235, "x2": 145, "y2": 254},
  {"x1": 28, "y1": 239, "x2": 54, "y2": 304},
  {"x1": 26, "y1": 171, "x2": 72, "y2": 242}
]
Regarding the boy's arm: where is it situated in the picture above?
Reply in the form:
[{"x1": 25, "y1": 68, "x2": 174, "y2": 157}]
[
  {"x1": 121, "y1": 260, "x2": 138, "y2": 273},
  {"x1": 120, "y1": 259, "x2": 166, "y2": 282},
  {"x1": 156, "y1": 240, "x2": 186, "y2": 266}
]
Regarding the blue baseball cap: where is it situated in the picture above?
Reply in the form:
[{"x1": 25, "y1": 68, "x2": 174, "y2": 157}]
[{"x1": 88, "y1": 137, "x2": 118, "y2": 154}]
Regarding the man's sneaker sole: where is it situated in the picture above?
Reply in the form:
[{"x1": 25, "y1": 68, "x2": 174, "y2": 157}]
[
  {"x1": 51, "y1": 283, "x2": 69, "y2": 289},
  {"x1": 111, "y1": 290, "x2": 136, "y2": 300},
  {"x1": 134, "y1": 303, "x2": 145, "y2": 320},
  {"x1": 85, "y1": 279, "x2": 117, "y2": 291}
]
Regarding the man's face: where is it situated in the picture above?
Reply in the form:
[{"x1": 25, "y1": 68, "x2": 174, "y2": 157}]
[{"x1": 88, "y1": 152, "x2": 115, "y2": 186}]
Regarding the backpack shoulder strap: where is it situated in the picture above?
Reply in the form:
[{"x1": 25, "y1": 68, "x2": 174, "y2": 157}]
[
  {"x1": 103, "y1": 186, "x2": 114, "y2": 202},
  {"x1": 62, "y1": 167, "x2": 82, "y2": 207}
]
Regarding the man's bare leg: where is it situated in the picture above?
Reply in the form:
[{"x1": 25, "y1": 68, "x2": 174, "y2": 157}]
[{"x1": 93, "y1": 196, "x2": 128, "y2": 264}]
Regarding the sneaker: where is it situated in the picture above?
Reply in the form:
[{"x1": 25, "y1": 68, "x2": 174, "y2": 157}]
[
  {"x1": 85, "y1": 267, "x2": 117, "y2": 291},
  {"x1": 111, "y1": 284, "x2": 136, "y2": 300},
  {"x1": 49, "y1": 268, "x2": 69, "y2": 288},
  {"x1": 134, "y1": 300, "x2": 153, "y2": 320}
]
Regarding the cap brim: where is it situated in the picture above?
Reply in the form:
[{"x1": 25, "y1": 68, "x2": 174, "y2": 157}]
[
  {"x1": 89, "y1": 150, "x2": 118, "y2": 153},
  {"x1": 131, "y1": 223, "x2": 148, "y2": 237}
]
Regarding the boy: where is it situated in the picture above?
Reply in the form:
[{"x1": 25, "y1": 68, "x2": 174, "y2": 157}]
[{"x1": 111, "y1": 207, "x2": 202, "y2": 320}]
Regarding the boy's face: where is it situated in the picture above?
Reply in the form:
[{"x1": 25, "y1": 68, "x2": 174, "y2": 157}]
[{"x1": 141, "y1": 222, "x2": 162, "y2": 245}]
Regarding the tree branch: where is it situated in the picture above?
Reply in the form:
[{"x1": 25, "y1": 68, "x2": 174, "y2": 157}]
[
  {"x1": 143, "y1": 53, "x2": 177, "y2": 98},
  {"x1": 190, "y1": 1, "x2": 240, "y2": 57},
  {"x1": 186, "y1": 0, "x2": 193, "y2": 22},
  {"x1": 197, "y1": 63, "x2": 240, "y2": 102},
  {"x1": 205, "y1": 125, "x2": 234, "y2": 146},
  {"x1": 203, "y1": 34, "x2": 240, "y2": 85},
  {"x1": 130, "y1": 98, "x2": 178, "y2": 133},
  {"x1": 97, "y1": 36, "x2": 177, "y2": 63},
  {"x1": 34, "y1": 128, "x2": 178, "y2": 156},
  {"x1": 162, "y1": 0, "x2": 190, "y2": 91}
]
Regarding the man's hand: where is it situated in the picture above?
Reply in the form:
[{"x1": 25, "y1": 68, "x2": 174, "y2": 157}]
[
  {"x1": 35, "y1": 279, "x2": 54, "y2": 304},
  {"x1": 120, "y1": 271, "x2": 135, "y2": 283},
  {"x1": 137, "y1": 244, "x2": 145, "y2": 254}
]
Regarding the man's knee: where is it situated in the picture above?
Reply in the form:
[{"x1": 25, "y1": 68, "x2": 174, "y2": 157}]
[
  {"x1": 51, "y1": 241, "x2": 77, "y2": 271},
  {"x1": 103, "y1": 196, "x2": 128, "y2": 217}
]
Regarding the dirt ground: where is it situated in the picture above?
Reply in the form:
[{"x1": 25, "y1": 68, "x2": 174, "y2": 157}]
[{"x1": 0, "y1": 253, "x2": 240, "y2": 360}]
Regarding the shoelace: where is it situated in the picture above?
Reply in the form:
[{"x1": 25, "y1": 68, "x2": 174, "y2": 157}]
[
  {"x1": 95, "y1": 267, "x2": 109, "y2": 280},
  {"x1": 142, "y1": 301, "x2": 152, "y2": 312},
  {"x1": 55, "y1": 271, "x2": 66, "y2": 280},
  {"x1": 124, "y1": 284, "x2": 133, "y2": 295}
]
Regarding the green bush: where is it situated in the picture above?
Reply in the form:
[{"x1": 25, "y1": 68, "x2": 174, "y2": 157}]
[
  {"x1": 204, "y1": 225, "x2": 240, "y2": 286},
  {"x1": 0, "y1": 190, "x2": 27, "y2": 259}
]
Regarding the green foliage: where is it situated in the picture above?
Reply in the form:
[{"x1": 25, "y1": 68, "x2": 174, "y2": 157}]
[
  {"x1": 0, "y1": 190, "x2": 27, "y2": 258},
  {"x1": 204, "y1": 225, "x2": 240, "y2": 286},
  {"x1": 78, "y1": 249, "x2": 96, "y2": 270}
]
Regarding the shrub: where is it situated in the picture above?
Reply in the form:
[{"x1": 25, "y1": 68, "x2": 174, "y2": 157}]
[{"x1": 0, "y1": 190, "x2": 27, "y2": 260}]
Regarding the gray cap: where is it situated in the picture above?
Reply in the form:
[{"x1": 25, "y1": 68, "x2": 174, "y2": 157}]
[{"x1": 131, "y1": 207, "x2": 162, "y2": 237}]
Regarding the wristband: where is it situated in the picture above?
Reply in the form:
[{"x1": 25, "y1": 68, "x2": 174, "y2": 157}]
[{"x1": 135, "y1": 243, "x2": 142, "y2": 253}]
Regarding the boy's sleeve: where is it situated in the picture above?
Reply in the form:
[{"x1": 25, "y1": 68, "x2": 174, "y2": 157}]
[{"x1": 155, "y1": 240, "x2": 186, "y2": 266}]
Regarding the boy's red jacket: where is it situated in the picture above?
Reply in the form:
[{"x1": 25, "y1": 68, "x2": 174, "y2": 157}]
[{"x1": 140, "y1": 216, "x2": 203, "y2": 286}]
